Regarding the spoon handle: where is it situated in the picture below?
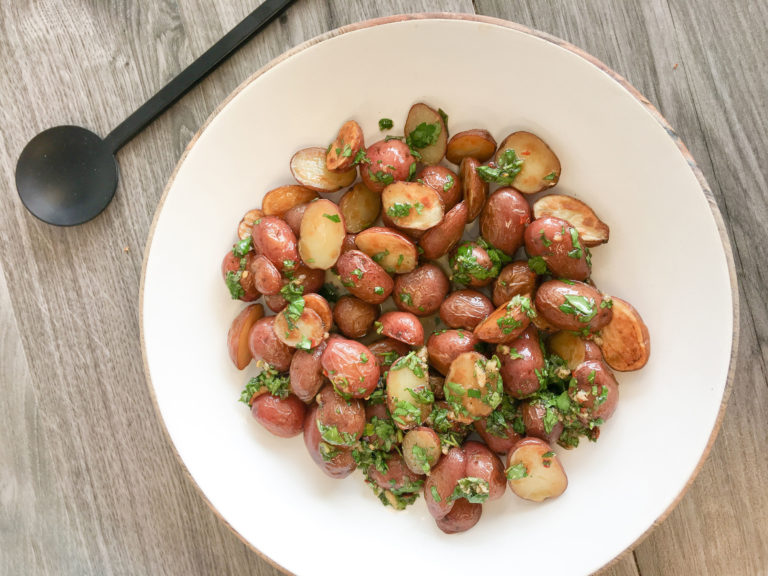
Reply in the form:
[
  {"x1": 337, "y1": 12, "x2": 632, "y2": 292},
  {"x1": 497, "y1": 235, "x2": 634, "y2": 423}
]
[{"x1": 104, "y1": 0, "x2": 295, "y2": 153}]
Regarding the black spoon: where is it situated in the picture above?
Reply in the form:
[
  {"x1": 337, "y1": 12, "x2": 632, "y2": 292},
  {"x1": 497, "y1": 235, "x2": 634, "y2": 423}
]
[{"x1": 16, "y1": 0, "x2": 295, "y2": 227}]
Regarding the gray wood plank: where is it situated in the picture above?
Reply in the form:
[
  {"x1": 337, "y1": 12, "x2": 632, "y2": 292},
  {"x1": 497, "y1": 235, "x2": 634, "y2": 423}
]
[
  {"x1": 474, "y1": 1, "x2": 768, "y2": 574},
  {"x1": 0, "y1": 1, "x2": 473, "y2": 575}
]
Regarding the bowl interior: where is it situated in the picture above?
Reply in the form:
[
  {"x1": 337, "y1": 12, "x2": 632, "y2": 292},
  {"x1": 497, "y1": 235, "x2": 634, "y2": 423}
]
[{"x1": 142, "y1": 17, "x2": 733, "y2": 576}]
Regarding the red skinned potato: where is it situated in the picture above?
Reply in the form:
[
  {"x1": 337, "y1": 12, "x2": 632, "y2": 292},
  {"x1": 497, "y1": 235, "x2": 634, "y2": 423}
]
[
  {"x1": 248, "y1": 255, "x2": 282, "y2": 295},
  {"x1": 303, "y1": 404, "x2": 356, "y2": 479},
  {"x1": 283, "y1": 202, "x2": 309, "y2": 237},
  {"x1": 402, "y1": 427, "x2": 442, "y2": 475},
  {"x1": 506, "y1": 438, "x2": 567, "y2": 502},
  {"x1": 273, "y1": 306, "x2": 327, "y2": 350},
  {"x1": 446, "y1": 129, "x2": 497, "y2": 165},
  {"x1": 496, "y1": 325, "x2": 544, "y2": 398},
  {"x1": 354, "y1": 226, "x2": 419, "y2": 274},
  {"x1": 227, "y1": 304, "x2": 264, "y2": 370},
  {"x1": 417, "y1": 165, "x2": 461, "y2": 210},
  {"x1": 493, "y1": 261, "x2": 538, "y2": 307},
  {"x1": 292, "y1": 263, "x2": 326, "y2": 294},
  {"x1": 449, "y1": 241, "x2": 497, "y2": 288},
  {"x1": 332, "y1": 296, "x2": 378, "y2": 339},
  {"x1": 303, "y1": 293, "x2": 333, "y2": 330},
  {"x1": 435, "y1": 498, "x2": 482, "y2": 534},
  {"x1": 571, "y1": 361, "x2": 619, "y2": 423},
  {"x1": 339, "y1": 182, "x2": 380, "y2": 233},
  {"x1": 549, "y1": 331, "x2": 603, "y2": 371},
  {"x1": 381, "y1": 181, "x2": 445, "y2": 231},
  {"x1": 341, "y1": 233, "x2": 358, "y2": 255},
  {"x1": 222, "y1": 251, "x2": 260, "y2": 302},
  {"x1": 237, "y1": 208, "x2": 263, "y2": 240},
  {"x1": 474, "y1": 294, "x2": 535, "y2": 344},
  {"x1": 496, "y1": 131, "x2": 561, "y2": 194},
  {"x1": 248, "y1": 316, "x2": 294, "y2": 371},
  {"x1": 525, "y1": 216, "x2": 591, "y2": 281},
  {"x1": 595, "y1": 297, "x2": 651, "y2": 371},
  {"x1": 315, "y1": 385, "x2": 365, "y2": 445},
  {"x1": 444, "y1": 352, "x2": 503, "y2": 420},
  {"x1": 263, "y1": 293, "x2": 287, "y2": 313},
  {"x1": 474, "y1": 414, "x2": 523, "y2": 455},
  {"x1": 463, "y1": 441, "x2": 507, "y2": 501},
  {"x1": 404, "y1": 102, "x2": 448, "y2": 165},
  {"x1": 368, "y1": 453, "x2": 424, "y2": 493},
  {"x1": 336, "y1": 249, "x2": 393, "y2": 305},
  {"x1": 521, "y1": 400, "x2": 564, "y2": 445},
  {"x1": 326, "y1": 120, "x2": 364, "y2": 172},
  {"x1": 420, "y1": 201, "x2": 468, "y2": 261},
  {"x1": 459, "y1": 157, "x2": 488, "y2": 222},
  {"x1": 251, "y1": 216, "x2": 298, "y2": 271},
  {"x1": 377, "y1": 311, "x2": 424, "y2": 347},
  {"x1": 321, "y1": 338, "x2": 380, "y2": 399},
  {"x1": 262, "y1": 185, "x2": 318, "y2": 217},
  {"x1": 393, "y1": 263, "x2": 450, "y2": 317},
  {"x1": 424, "y1": 447, "x2": 466, "y2": 519},
  {"x1": 360, "y1": 139, "x2": 416, "y2": 193},
  {"x1": 427, "y1": 329, "x2": 481, "y2": 376},
  {"x1": 439, "y1": 290, "x2": 495, "y2": 330},
  {"x1": 291, "y1": 146, "x2": 356, "y2": 192},
  {"x1": 251, "y1": 393, "x2": 306, "y2": 438},
  {"x1": 480, "y1": 188, "x2": 531, "y2": 256},
  {"x1": 533, "y1": 194, "x2": 609, "y2": 247},
  {"x1": 535, "y1": 280, "x2": 612, "y2": 333},
  {"x1": 298, "y1": 199, "x2": 346, "y2": 270},
  {"x1": 368, "y1": 338, "x2": 411, "y2": 367},
  {"x1": 289, "y1": 342, "x2": 326, "y2": 403}
]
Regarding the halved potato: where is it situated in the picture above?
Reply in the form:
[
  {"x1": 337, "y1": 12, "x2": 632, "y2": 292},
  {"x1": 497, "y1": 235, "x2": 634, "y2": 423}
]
[
  {"x1": 496, "y1": 132, "x2": 560, "y2": 194},
  {"x1": 459, "y1": 157, "x2": 488, "y2": 222},
  {"x1": 326, "y1": 120, "x2": 364, "y2": 172},
  {"x1": 446, "y1": 129, "x2": 497, "y2": 165},
  {"x1": 381, "y1": 181, "x2": 444, "y2": 231},
  {"x1": 262, "y1": 185, "x2": 319, "y2": 217},
  {"x1": 378, "y1": 311, "x2": 425, "y2": 347},
  {"x1": 303, "y1": 293, "x2": 333, "y2": 330},
  {"x1": 237, "y1": 208, "x2": 263, "y2": 240},
  {"x1": 290, "y1": 147, "x2": 356, "y2": 193},
  {"x1": 473, "y1": 295, "x2": 533, "y2": 344},
  {"x1": 444, "y1": 352, "x2": 502, "y2": 420},
  {"x1": 338, "y1": 183, "x2": 380, "y2": 233},
  {"x1": 387, "y1": 350, "x2": 432, "y2": 430},
  {"x1": 404, "y1": 102, "x2": 447, "y2": 165},
  {"x1": 548, "y1": 331, "x2": 603, "y2": 371},
  {"x1": 274, "y1": 307, "x2": 327, "y2": 350},
  {"x1": 298, "y1": 199, "x2": 346, "y2": 269},
  {"x1": 402, "y1": 427, "x2": 442, "y2": 475},
  {"x1": 506, "y1": 437, "x2": 567, "y2": 502},
  {"x1": 533, "y1": 194, "x2": 609, "y2": 247},
  {"x1": 595, "y1": 297, "x2": 650, "y2": 371},
  {"x1": 354, "y1": 226, "x2": 419, "y2": 274},
  {"x1": 227, "y1": 303, "x2": 264, "y2": 369},
  {"x1": 420, "y1": 201, "x2": 469, "y2": 260}
]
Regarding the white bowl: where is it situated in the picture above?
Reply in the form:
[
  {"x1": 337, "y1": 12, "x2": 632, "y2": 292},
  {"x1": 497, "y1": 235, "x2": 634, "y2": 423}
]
[{"x1": 141, "y1": 14, "x2": 737, "y2": 576}]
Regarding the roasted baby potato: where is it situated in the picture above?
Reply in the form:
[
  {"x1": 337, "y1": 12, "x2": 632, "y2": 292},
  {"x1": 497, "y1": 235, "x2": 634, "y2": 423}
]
[
  {"x1": 464, "y1": 440, "x2": 507, "y2": 501},
  {"x1": 298, "y1": 199, "x2": 346, "y2": 270},
  {"x1": 382, "y1": 181, "x2": 445, "y2": 231},
  {"x1": 420, "y1": 201, "x2": 469, "y2": 261},
  {"x1": 335, "y1": 249, "x2": 394, "y2": 305},
  {"x1": 291, "y1": 146, "x2": 356, "y2": 192},
  {"x1": 321, "y1": 338, "x2": 380, "y2": 398},
  {"x1": 338, "y1": 182, "x2": 380, "y2": 233},
  {"x1": 548, "y1": 330, "x2": 603, "y2": 371},
  {"x1": 534, "y1": 280, "x2": 612, "y2": 333},
  {"x1": 446, "y1": 129, "x2": 497, "y2": 165},
  {"x1": 368, "y1": 338, "x2": 411, "y2": 367},
  {"x1": 427, "y1": 329, "x2": 481, "y2": 376},
  {"x1": 525, "y1": 216, "x2": 591, "y2": 281},
  {"x1": 435, "y1": 498, "x2": 482, "y2": 534},
  {"x1": 315, "y1": 384, "x2": 366, "y2": 444},
  {"x1": 404, "y1": 102, "x2": 448, "y2": 165},
  {"x1": 250, "y1": 216, "x2": 299, "y2": 271},
  {"x1": 237, "y1": 208, "x2": 263, "y2": 240},
  {"x1": 283, "y1": 202, "x2": 309, "y2": 236},
  {"x1": 386, "y1": 350, "x2": 433, "y2": 430},
  {"x1": 417, "y1": 165, "x2": 461, "y2": 211},
  {"x1": 360, "y1": 139, "x2": 416, "y2": 193},
  {"x1": 248, "y1": 254, "x2": 282, "y2": 295},
  {"x1": 326, "y1": 120, "x2": 364, "y2": 172},
  {"x1": 303, "y1": 404, "x2": 357, "y2": 479},
  {"x1": 444, "y1": 352, "x2": 502, "y2": 420},
  {"x1": 506, "y1": 437, "x2": 567, "y2": 501},
  {"x1": 332, "y1": 296, "x2": 379, "y2": 339},
  {"x1": 571, "y1": 361, "x2": 619, "y2": 423},
  {"x1": 473, "y1": 294, "x2": 535, "y2": 344},
  {"x1": 377, "y1": 311, "x2": 425, "y2": 347},
  {"x1": 273, "y1": 306, "x2": 327, "y2": 349},
  {"x1": 393, "y1": 263, "x2": 451, "y2": 317},
  {"x1": 250, "y1": 393, "x2": 306, "y2": 438},
  {"x1": 424, "y1": 447, "x2": 466, "y2": 519},
  {"x1": 459, "y1": 157, "x2": 488, "y2": 222},
  {"x1": 595, "y1": 297, "x2": 650, "y2": 371},
  {"x1": 227, "y1": 303, "x2": 265, "y2": 370},
  {"x1": 480, "y1": 188, "x2": 531, "y2": 256},
  {"x1": 439, "y1": 290, "x2": 495, "y2": 331},
  {"x1": 449, "y1": 241, "x2": 497, "y2": 288},
  {"x1": 368, "y1": 452, "x2": 424, "y2": 493},
  {"x1": 262, "y1": 185, "x2": 318, "y2": 217},
  {"x1": 303, "y1": 293, "x2": 333, "y2": 330},
  {"x1": 521, "y1": 400, "x2": 564, "y2": 445},
  {"x1": 492, "y1": 260, "x2": 538, "y2": 307},
  {"x1": 354, "y1": 226, "x2": 419, "y2": 274},
  {"x1": 533, "y1": 194, "x2": 609, "y2": 247},
  {"x1": 496, "y1": 325, "x2": 545, "y2": 398},
  {"x1": 402, "y1": 427, "x2": 442, "y2": 475},
  {"x1": 496, "y1": 131, "x2": 560, "y2": 194},
  {"x1": 247, "y1": 316, "x2": 295, "y2": 371},
  {"x1": 289, "y1": 341, "x2": 326, "y2": 403}
]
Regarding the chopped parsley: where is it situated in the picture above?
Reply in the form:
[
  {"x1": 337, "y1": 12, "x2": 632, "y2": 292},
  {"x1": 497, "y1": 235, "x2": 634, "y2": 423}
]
[
  {"x1": 225, "y1": 270, "x2": 245, "y2": 300},
  {"x1": 392, "y1": 351, "x2": 427, "y2": 378},
  {"x1": 352, "y1": 268, "x2": 364, "y2": 279},
  {"x1": 559, "y1": 293, "x2": 597, "y2": 323},
  {"x1": 353, "y1": 149, "x2": 371, "y2": 165},
  {"x1": 280, "y1": 281, "x2": 305, "y2": 331},
  {"x1": 443, "y1": 175, "x2": 454, "y2": 191},
  {"x1": 239, "y1": 364, "x2": 290, "y2": 404},
  {"x1": 476, "y1": 148, "x2": 524, "y2": 185},
  {"x1": 411, "y1": 444, "x2": 432, "y2": 474},
  {"x1": 528, "y1": 256, "x2": 549, "y2": 275},
  {"x1": 406, "y1": 121, "x2": 441, "y2": 149},
  {"x1": 438, "y1": 108, "x2": 448, "y2": 125},
  {"x1": 450, "y1": 239, "x2": 510, "y2": 286},
  {"x1": 399, "y1": 292, "x2": 414, "y2": 306},
  {"x1": 391, "y1": 399, "x2": 423, "y2": 426},
  {"x1": 407, "y1": 387, "x2": 435, "y2": 405},
  {"x1": 387, "y1": 202, "x2": 411, "y2": 219},
  {"x1": 450, "y1": 477, "x2": 490, "y2": 504},
  {"x1": 232, "y1": 236, "x2": 252, "y2": 258},
  {"x1": 544, "y1": 171, "x2": 558, "y2": 181},
  {"x1": 378, "y1": 118, "x2": 393, "y2": 130},
  {"x1": 567, "y1": 227, "x2": 584, "y2": 259},
  {"x1": 368, "y1": 169, "x2": 394, "y2": 185},
  {"x1": 323, "y1": 213, "x2": 341, "y2": 223},
  {"x1": 600, "y1": 297, "x2": 614, "y2": 309},
  {"x1": 430, "y1": 485, "x2": 442, "y2": 502},
  {"x1": 317, "y1": 421, "x2": 358, "y2": 447},
  {"x1": 539, "y1": 229, "x2": 553, "y2": 248},
  {"x1": 360, "y1": 353, "x2": 368, "y2": 364},
  {"x1": 506, "y1": 463, "x2": 529, "y2": 480},
  {"x1": 373, "y1": 286, "x2": 384, "y2": 295},
  {"x1": 371, "y1": 250, "x2": 389, "y2": 263}
]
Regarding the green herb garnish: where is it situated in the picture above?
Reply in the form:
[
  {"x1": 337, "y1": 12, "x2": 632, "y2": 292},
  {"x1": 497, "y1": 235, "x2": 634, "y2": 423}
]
[
  {"x1": 476, "y1": 148, "x2": 524, "y2": 185},
  {"x1": 379, "y1": 118, "x2": 394, "y2": 130}
]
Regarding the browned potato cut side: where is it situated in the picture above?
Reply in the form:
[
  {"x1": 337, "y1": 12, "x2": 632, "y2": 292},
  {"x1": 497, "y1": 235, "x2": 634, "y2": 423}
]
[
  {"x1": 444, "y1": 352, "x2": 502, "y2": 420},
  {"x1": 290, "y1": 147, "x2": 356, "y2": 192},
  {"x1": 381, "y1": 181, "x2": 444, "y2": 231},
  {"x1": 339, "y1": 183, "x2": 381, "y2": 233},
  {"x1": 227, "y1": 304, "x2": 264, "y2": 370},
  {"x1": 595, "y1": 297, "x2": 651, "y2": 371},
  {"x1": 274, "y1": 307, "x2": 327, "y2": 349},
  {"x1": 446, "y1": 129, "x2": 497, "y2": 165},
  {"x1": 506, "y1": 437, "x2": 567, "y2": 502},
  {"x1": 298, "y1": 199, "x2": 346, "y2": 270},
  {"x1": 238, "y1": 208, "x2": 263, "y2": 240},
  {"x1": 420, "y1": 201, "x2": 468, "y2": 261},
  {"x1": 404, "y1": 102, "x2": 448, "y2": 165},
  {"x1": 326, "y1": 120, "x2": 364, "y2": 172},
  {"x1": 473, "y1": 295, "x2": 534, "y2": 344},
  {"x1": 402, "y1": 427, "x2": 442, "y2": 475},
  {"x1": 533, "y1": 194, "x2": 609, "y2": 247},
  {"x1": 548, "y1": 331, "x2": 603, "y2": 371},
  {"x1": 496, "y1": 131, "x2": 561, "y2": 194},
  {"x1": 354, "y1": 226, "x2": 419, "y2": 274},
  {"x1": 262, "y1": 185, "x2": 318, "y2": 217},
  {"x1": 459, "y1": 157, "x2": 488, "y2": 222},
  {"x1": 303, "y1": 293, "x2": 333, "y2": 330}
]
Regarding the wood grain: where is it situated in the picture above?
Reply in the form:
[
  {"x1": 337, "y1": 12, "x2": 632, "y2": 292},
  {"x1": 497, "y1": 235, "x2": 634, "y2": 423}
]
[{"x1": 0, "y1": 1, "x2": 765, "y2": 575}]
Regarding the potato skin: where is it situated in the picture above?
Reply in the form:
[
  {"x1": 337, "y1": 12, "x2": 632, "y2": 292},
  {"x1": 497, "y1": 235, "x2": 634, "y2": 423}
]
[
  {"x1": 496, "y1": 326, "x2": 544, "y2": 398},
  {"x1": 427, "y1": 329, "x2": 481, "y2": 376},
  {"x1": 247, "y1": 316, "x2": 294, "y2": 371},
  {"x1": 473, "y1": 296, "x2": 533, "y2": 344},
  {"x1": 435, "y1": 498, "x2": 482, "y2": 534},
  {"x1": 493, "y1": 261, "x2": 538, "y2": 307},
  {"x1": 571, "y1": 361, "x2": 619, "y2": 423},
  {"x1": 368, "y1": 338, "x2": 411, "y2": 367},
  {"x1": 367, "y1": 453, "x2": 424, "y2": 492},
  {"x1": 424, "y1": 447, "x2": 466, "y2": 519},
  {"x1": 480, "y1": 188, "x2": 531, "y2": 256},
  {"x1": 283, "y1": 202, "x2": 309, "y2": 236},
  {"x1": 251, "y1": 216, "x2": 298, "y2": 271},
  {"x1": 474, "y1": 416, "x2": 522, "y2": 455},
  {"x1": 315, "y1": 385, "x2": 365, "y2": 444},
  {"x1": 521, "y1": 401, "x2": 564, "y2": 445},
  {"x1": 251, "y1": 393, "x2": 306, "y2": 438},
  {"x1": 417, "y1": 165, "x2": 461, "y2": 211},
  {"x1": 248, "y1": 254, "x2": 282, "y2": 295},
  {"x1": 420, "y1": 201, "x2": 469, "y2": 261},
  {"x1": 321, "y1": 339, "x2": 380, "y2": 398},
  {"x1": 360, "y1": 139, "x2": 416, "y2": 193},
  {"x1": 303, "y1": 404, "x2": 356, "y2": 478},
  {"x1": 394, "y1": 263, "x2": 450, "y2": 317},
  {"x1": 289, "y1": 341, "x2": 326, "y2": 403},
  {"x1": 535, "y1": 280, "x2": 612, "y2": 333},
  {"x1": 463, "y1": 441, "x2": 507, "y2": 501},
  {"x1": 332, "y1": 296, "x2": 379, "y2": 339},
  {"x1": 525, "y1": 216, "x2": 590, "y2": 281},
  {"x1": 378, "y1": 311, "x2": 425, "y2": 347},
  {"x1": 439, "y1": 289, "x2": 495, "y2": 330},
  {"x1": 335, "y1": 250, "x2": 394, "y2": 305}
]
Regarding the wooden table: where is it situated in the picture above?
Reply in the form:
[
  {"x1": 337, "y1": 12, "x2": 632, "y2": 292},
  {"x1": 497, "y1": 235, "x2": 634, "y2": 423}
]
[{"x1": 1, "y1": 1, "x2": 766, "y2": 574}]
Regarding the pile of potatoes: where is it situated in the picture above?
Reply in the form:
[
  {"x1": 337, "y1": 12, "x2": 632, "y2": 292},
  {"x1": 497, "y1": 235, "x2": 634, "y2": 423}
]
[{"x1": 223, "y1": 103, "x2": 650, "y2": 534}]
